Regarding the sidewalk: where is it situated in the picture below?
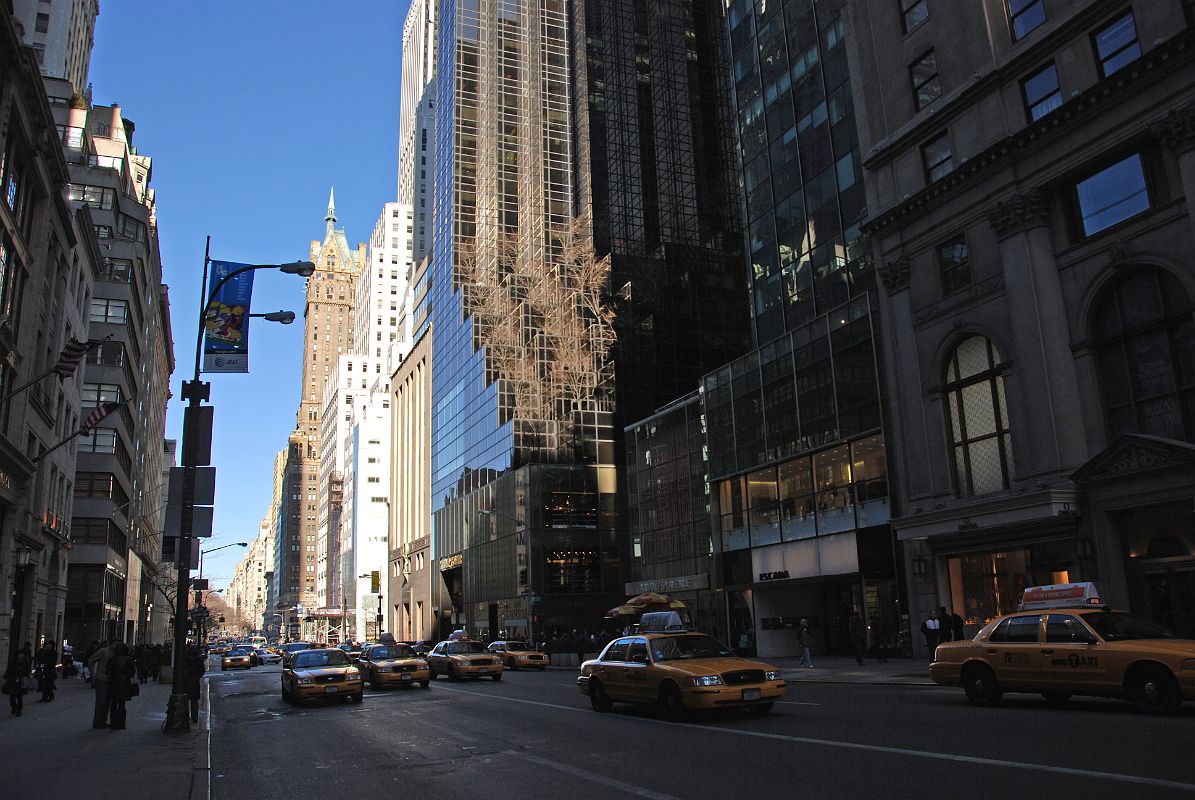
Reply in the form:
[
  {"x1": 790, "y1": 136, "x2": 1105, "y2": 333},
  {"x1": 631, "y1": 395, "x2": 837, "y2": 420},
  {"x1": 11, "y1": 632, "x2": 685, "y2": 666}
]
[
  {"x1": 0, "y1": 670, "x2": 207, "y2": 797},
  {"x1": 549, "y1": 654, "x2": 935, "y2": 686}
]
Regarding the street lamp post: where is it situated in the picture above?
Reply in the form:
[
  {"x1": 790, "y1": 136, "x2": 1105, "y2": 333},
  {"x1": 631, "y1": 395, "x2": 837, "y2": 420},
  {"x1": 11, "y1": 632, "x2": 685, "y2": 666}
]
[{"x1": 165, "y1": 241, "x2": 312, "y2": 734}]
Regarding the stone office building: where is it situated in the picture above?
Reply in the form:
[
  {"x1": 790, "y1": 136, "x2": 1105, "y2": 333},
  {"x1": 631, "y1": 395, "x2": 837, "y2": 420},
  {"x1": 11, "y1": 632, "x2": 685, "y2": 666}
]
[{"x1": 847, "y1": 0, "x2": 1195, "y2": 645}]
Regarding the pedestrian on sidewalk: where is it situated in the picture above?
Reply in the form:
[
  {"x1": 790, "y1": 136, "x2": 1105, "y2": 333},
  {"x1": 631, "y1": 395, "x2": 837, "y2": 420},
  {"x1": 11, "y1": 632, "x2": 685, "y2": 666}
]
[
  {"x1": 797, "y1": 619, "x2": 814, "y2": 668},
  {"x1": 107, "y1": 642, "x2": 136, "y2": 730},
  {"x1": 35, "y1": 640, "x2": 57, "y2": 701},
  {"x1": 937, "y1": 607, "x2": 953, "y2": 642},
  {"x1": 871, "y1": 614, "x2": 891, "y2": 663},
  {"x1": 136, "y1": 645, "x2": 153, "y2": 684},
  {"x1": 3, "y1": 645, "x2": 33, "y2": 716},
  {"x1": 921, "y1": 612, "x2": 941, "y2": 657},
  {"x1": 88, "y1": 640, "x2": 115, "y2": 728},
  {"x1": 848, "y1": 611, "x2": 866, "y2": 666},
  {"x1": 183, "y1": 645, "x2": 205, "y2": 723},
  {"x1": 950, "y1": 609, "x2": 966, "y2": 643}
]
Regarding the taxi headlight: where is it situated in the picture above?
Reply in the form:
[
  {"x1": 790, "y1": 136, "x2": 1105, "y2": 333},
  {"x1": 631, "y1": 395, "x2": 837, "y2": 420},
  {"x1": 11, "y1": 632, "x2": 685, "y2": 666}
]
[
  {"x1": 765, "y1": 670, "x2": 781, "y2": 681},
  {"x1": 1181, "y1": 659, "x2": 1195, "y2": 671},
  {"x1": 416, "y1": 660, "x2": 428, "y2": 669},
  {"x1": 296, "y1": 677, "x2": 313, "y2": 685},
  {"x1": 683, "y1": 675, "x2": 725, "y2": 687}
]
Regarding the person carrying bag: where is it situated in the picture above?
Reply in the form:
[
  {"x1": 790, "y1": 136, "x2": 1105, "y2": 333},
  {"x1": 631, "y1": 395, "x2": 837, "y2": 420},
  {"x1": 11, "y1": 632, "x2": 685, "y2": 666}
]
[{"x1": 106, "y1": 642, "x2": 136, "y2": 730}]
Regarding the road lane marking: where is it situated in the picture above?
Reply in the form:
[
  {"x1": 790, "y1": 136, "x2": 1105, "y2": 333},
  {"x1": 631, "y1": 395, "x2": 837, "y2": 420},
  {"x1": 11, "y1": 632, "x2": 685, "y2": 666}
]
[
  {"x1": 514, "y1": 752, "x2": 686, "y2": 800},
  {"x1": 433, "y1": 685, "x2": 1195, "y2": 793},
  {"x1": 776, "y1": 701, "x2": 820, "y2": 706}
]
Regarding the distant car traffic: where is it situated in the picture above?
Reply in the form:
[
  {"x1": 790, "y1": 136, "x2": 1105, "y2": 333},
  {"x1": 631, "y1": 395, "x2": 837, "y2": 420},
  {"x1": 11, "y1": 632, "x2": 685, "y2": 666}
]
[
  {"x1": 279, "y1": 642, "x2": 314, "y2": 667},
  {"x1": 358, "y1": 643, "x2": 431, "y2": 689},
  {"x1": 255, "y1": 647, "x2": 282, "y2": 665},
  {"x1": 221, "y1": 647, "x2": 254, "y2": 671},
  {"x1": 281, "y1": 648, "x2": 364, "y2": 705},
  {"x1": 427, "y1": 639, "x2": 503, "y2": 681},
  {"x1": 486, "y1": 641, "x2": 549, "y2": 671},
  {"x1": 577, "y1": 612, "x2": 786, "y2": 720},
  {"x1": 930, "y1": 582, "x2": 1195, "y2": 714}
]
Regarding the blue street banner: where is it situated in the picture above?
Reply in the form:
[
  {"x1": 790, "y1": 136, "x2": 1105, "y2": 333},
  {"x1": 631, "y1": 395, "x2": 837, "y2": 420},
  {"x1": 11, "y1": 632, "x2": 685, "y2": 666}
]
[{"x1": 202, "y1": 260, "x2": 255, "y2": 373}]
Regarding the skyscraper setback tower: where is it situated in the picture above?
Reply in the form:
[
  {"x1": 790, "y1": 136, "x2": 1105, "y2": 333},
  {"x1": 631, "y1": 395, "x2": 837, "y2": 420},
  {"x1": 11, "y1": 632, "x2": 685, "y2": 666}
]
[{"x1": 285, "y1": 191, "x2": 364, "y2": 619}]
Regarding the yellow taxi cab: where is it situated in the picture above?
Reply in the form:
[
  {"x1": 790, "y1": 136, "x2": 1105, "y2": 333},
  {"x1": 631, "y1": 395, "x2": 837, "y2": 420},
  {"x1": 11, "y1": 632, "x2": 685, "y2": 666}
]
[
  {"x1": 358, "y1": 642, "x2": 431, "y2": 689},
  {"x1": 281, "y1": 648, "x2": 364, "y2": 705},
  {"x1": 930, "y1": 582, "x2": 1195, "y2": 714},
  {"x1": 486, "y1": 640, "x2": 549, "y2": 671},
  {"x1": 221, "y1": 646, "x2": 253, "y2": 671},
  {"x1": 426, "y1": 634, "x2": 504, "y2": 681},
  {"x1": 577, "y1": 612, "x2": 786, "y2": 720}
]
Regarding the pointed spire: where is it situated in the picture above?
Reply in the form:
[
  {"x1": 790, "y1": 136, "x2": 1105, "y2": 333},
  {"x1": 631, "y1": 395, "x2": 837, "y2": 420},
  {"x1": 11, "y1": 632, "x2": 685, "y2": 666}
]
[{"x1": 325, "y1": 187, "x2": 337, "y2": 224}]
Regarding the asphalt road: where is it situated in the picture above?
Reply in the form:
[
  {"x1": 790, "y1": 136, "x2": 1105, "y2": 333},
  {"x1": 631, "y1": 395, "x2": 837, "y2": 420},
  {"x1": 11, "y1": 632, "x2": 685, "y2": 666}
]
[{"x1": 208, "y1": 663, "x2": 1195, "y2": 800}]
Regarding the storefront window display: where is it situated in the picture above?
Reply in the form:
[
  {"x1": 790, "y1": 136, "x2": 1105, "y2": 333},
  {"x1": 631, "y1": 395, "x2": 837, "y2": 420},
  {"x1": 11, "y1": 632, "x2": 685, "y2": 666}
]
[{"x1": 945, "y1": 541, "x2": 1077, "y2": 625}]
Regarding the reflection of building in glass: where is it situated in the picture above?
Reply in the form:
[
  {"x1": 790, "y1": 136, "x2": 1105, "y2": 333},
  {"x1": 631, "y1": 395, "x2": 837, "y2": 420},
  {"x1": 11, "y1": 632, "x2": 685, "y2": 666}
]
[
  {"x1": 625, "y1": 0, "x2": 898, "y2": 660},
  {"x1": 429, "y1": 0, "x2": 750, "y2": 639},
  {"x1": 848, "y1": 0, "x2": 1195, "y2": 644}
]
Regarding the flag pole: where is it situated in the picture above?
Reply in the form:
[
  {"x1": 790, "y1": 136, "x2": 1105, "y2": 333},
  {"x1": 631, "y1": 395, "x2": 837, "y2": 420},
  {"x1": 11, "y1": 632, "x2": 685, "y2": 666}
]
[
  {"x1": 31, "y1": 428, "x2": 88, "y2": 464},
  {"x1": 33, "y1": 396, "x2": 130, "y2": 463},
  {"x1": 0, "y1": 333, "x2": 114, "y2": 407}
]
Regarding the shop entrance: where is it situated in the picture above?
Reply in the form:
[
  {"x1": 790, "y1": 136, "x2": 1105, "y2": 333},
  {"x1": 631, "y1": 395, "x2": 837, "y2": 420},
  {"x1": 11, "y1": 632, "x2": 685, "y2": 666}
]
[{"x1": 1119, "y1": 501, "x2": 1195, "y2": 638}]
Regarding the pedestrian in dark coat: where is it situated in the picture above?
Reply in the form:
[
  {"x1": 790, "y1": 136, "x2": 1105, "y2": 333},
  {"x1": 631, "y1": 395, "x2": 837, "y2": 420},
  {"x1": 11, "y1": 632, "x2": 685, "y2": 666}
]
[
  {"x1": 951, "y1": 611, "x2": 966, "y2": 642},
  {"x1": 847, "y1": 611, "x2": 866, "y2": 666},
  {"x1": 35, "y1": 641, "x2": 57, "y2": 701},
  {"x1": 3, "y1": 645, "x2": 32, "y2": 716},
  {"x1": 183, "y1": 645, "x2": 205, "y2": 723},
  {"x1": 87, "y1": 641, "x2": 114, "y2": 727},
  {"x1": 106, "y1": 642, "x2": 136, "y2": 730}
]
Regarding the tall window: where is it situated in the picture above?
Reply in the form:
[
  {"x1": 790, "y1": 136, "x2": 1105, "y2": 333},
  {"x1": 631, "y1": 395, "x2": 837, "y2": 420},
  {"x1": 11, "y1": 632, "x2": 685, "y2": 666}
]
[
  {"x1": 900, "y1": 0, "x2": 928, "y2": 33},
  {"x1": 1092, "y1": 269, "x2": 1195, "y2": 441},
  {"x1": 1008, "y1": 0, "x2": 1046, "y2": 40},
  {"x1": 1093, "y1": 11, "x2": 1141, "y2": 78},
  {"x1": 922, "y1": 131, "x2": 954, "y2": 183},
  {"x1": 944, "y1": 336, "x2": 1014, "y2": 496},
  {"x1": 938, "y1": 234, "x2": 971, "y2": 295},
  {"x1": 1022, "y1": 62, "x2": 1061, "y2": 121},
  {"x1": 910, "y1": 50, "x2": 941, "y2": 110}
]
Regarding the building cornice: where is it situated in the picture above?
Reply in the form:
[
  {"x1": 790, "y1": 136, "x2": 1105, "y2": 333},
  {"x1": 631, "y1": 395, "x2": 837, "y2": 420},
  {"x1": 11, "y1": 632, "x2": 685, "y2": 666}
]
[{"x1": 864, "y1": 30, "x2": 1195, "y2": 238}]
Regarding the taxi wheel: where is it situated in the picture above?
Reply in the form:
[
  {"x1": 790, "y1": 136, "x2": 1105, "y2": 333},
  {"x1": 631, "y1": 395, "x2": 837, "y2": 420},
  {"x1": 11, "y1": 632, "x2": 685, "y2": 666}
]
[
  {"x1": 370, "y1": 670, "x2": 383, "y2": 690},
  {"x1": 589, "y1": 681, "x2": 613, "y2": 712},
  {"x1": 660, "y1": 684, "x2": 688, "y2": 722},
  {"x1": 428, "y1": 666, "x2": 438, "y2": 680},
  {"x1": 491, "y1": 672, "x2": 502, "y2": 682},
  {"x1": 961, "y1": 665, "x2": 1003, "y2": 707},
  {"x1": 1129, "y1": 665, "x2": 1181, "y2": 715},
  {"x1": 419, "y1": 680, "x2": 431, "y2": 689},
  {"x1": 507, "y1": 657, "x2": 518, "y2": 671},
  {"x1": 447, "y1": 664, "x2": 459, "y2": 682},
  {"x1": 351, "y1": 692, "x2": 363, "y2": 703}
]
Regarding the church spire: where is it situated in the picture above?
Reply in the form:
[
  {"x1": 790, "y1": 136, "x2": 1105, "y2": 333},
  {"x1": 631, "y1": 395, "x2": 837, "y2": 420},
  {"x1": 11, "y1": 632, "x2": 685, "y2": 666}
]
[{"x1": 325, "y1": 187, "x2": 337, "y2": 224}]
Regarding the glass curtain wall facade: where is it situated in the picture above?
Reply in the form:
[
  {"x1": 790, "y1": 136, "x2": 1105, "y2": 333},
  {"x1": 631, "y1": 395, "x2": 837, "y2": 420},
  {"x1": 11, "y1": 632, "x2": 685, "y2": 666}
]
[
  {"x1": 430, "y1": 0, "x2": 620, "y2": 638},
  {"x1": 704, "y1": 0, "x2": 897, "y2": 658}
]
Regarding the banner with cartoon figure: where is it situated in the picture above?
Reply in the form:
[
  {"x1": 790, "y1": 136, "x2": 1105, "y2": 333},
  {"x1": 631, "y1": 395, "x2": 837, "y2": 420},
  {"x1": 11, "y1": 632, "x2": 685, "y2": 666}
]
[{"x1": 202, "y1": 260, "x2": 255, "y2": 373}]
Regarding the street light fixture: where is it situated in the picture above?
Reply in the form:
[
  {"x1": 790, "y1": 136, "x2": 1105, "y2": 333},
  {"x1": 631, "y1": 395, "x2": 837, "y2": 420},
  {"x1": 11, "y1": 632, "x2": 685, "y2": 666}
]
[
  {"x1": 250, "y1": 310, "x2": 296, "y2": 325},
  {"x1": 165, "y1": 244, "x2": 311, "y2": 734}
]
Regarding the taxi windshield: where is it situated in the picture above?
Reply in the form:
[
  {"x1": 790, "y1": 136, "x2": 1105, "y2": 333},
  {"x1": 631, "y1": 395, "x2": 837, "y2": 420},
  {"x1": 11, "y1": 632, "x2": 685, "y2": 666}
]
[
  {"x1": 1083, "y1": 611, "x2": 1174, "y2": 641},
  {"x1": 294, "y1": 650, "x2": 350, "y2": 668},
  {"x1": 447, "y1": 642, "x2": 486, "y2": 655},
  {"x1": 650, "y1": 635, "x2": 734, "y2": 661},
  {"x1": 503, "y1": 642, "x2": 530, "y2": 651},
  {"x1": 370, "y1": 645, "x2": 414, "y2": 659}
]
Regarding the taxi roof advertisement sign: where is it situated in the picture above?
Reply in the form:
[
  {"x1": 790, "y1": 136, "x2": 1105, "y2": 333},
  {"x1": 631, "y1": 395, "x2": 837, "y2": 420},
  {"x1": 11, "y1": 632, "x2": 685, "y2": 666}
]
[
  {"x1": 1019, "y1": 582, "x2": 1101, "y2": 610},
  {"x1": 202, "y1": 260, "x2": 255, "y2": 373}
]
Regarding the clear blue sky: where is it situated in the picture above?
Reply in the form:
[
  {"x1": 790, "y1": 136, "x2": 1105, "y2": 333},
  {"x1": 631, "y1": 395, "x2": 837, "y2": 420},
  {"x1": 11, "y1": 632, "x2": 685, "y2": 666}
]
[{"x1": 88, "y1": 2, "x2": 409, "y2": 588}]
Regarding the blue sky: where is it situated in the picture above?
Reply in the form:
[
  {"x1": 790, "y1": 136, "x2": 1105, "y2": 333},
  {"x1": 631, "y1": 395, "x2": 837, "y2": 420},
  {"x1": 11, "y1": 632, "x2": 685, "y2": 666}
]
[{"x1": 88, "y1": 2, "x2": 409, "y2": 587}]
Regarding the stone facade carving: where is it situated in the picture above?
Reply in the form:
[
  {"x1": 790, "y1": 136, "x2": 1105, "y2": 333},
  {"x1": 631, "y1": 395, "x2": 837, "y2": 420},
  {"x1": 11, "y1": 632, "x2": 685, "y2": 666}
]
[
  {"x1": 1152, "y1": 106, "x2": 1195, "y2": 155},
  {"x1": 879, "y1": 257, "x2": 910, "y2": 294},
  {"x1": 986, "y1": 188, "x2": 1051, "y2": 237}
]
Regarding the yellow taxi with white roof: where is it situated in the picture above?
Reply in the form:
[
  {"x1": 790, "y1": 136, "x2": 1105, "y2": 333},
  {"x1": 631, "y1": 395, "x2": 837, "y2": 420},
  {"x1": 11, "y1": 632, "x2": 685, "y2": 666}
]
[
  {"x1": 577, "y1": 612, "x2": 786, "y2": 721},
  {"x1": 426, "y1": 634, "x2": 504, "y2": 681},
  {"x1": 930, "y1": 582, "x2": 1195, "y2": 714},
  {"x1": 486, "y1": 640, "x2": 549, "y2": 671}
]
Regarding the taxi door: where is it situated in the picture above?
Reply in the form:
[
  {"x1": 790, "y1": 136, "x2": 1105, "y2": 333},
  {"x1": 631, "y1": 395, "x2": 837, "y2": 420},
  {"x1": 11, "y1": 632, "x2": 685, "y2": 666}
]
[
  {"x1": 1039, "y1": 613, "x2": 1108, "y2": 691},
  {"x1": 621, "y1": 639, "x2": 654, "y2": 703},
  {"x1": 592, "y1": 638, "x2": 632, "y2": 701},
  {"x1": 987, "y1": 614, "x2": 1047, "y2": 690}
]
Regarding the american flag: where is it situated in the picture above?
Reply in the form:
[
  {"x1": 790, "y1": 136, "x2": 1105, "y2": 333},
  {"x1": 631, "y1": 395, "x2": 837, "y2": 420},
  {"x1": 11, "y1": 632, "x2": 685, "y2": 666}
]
[
  {"x1": 80, "y1": 400, "x2": 125, "y2": 436},
  {"x1": 52, "y1": 337, "x2": 92, "y2": 379}
]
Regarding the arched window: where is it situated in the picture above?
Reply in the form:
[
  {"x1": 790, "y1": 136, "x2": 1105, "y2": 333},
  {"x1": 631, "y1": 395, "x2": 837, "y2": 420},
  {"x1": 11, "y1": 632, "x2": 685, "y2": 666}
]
[
  {"x1": 944, "y1": 336, "x2": 1014, "y2": 496},
  {"x1": 1092, "y1": 268, "x2": 1195, "y2": 441}
]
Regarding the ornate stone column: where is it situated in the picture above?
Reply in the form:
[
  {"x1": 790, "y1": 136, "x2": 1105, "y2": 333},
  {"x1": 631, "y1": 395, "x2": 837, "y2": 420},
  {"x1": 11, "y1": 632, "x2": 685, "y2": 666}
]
[
  {"x1": 1153, "y1": 106, "x2": 1195, "y2": 245},
  {"x1": 987, "y1": 189, "x2": 1087, "y2": 477}
]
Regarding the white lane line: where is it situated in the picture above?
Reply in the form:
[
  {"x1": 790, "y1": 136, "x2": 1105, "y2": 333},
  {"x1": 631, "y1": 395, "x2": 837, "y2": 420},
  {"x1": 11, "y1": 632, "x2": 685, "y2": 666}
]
[
  {"x1": 433, "y1": 685, "x2": 1195, "y2": 793},
  {"x1": 776, "y1": 700, "x2": 820, "y2": 706},
  {"x1": 514, "y1": 752, "x2": 686, "y2": 800}
]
